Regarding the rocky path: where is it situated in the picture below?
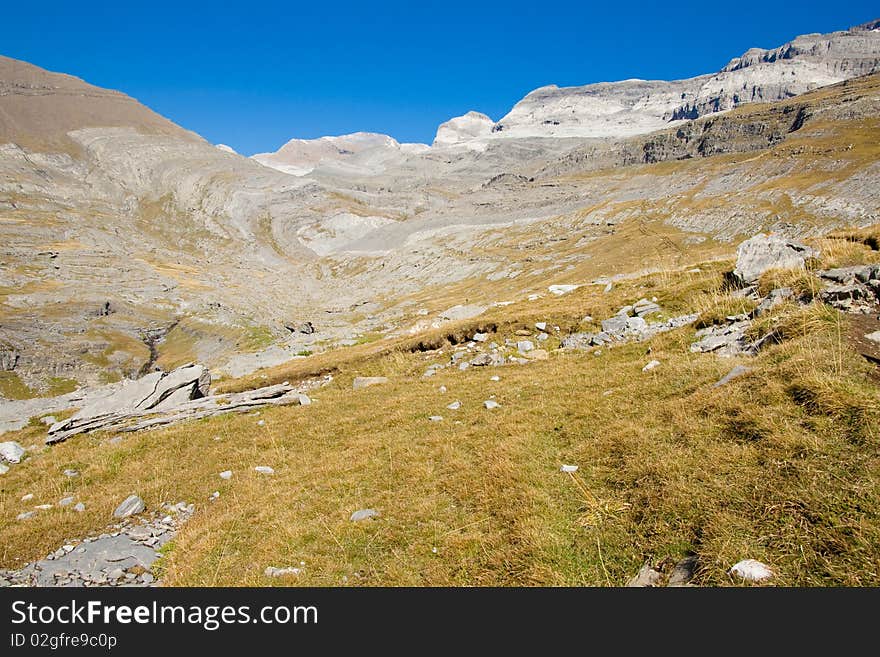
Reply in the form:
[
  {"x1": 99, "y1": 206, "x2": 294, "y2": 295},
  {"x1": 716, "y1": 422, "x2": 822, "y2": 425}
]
[{"x1": 0, "y1": 500, "x2": 193, "y2": 587}]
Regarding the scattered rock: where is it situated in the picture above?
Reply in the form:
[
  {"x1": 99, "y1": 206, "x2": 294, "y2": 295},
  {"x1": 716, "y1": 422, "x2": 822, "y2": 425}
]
[
  {"x1": 350, "y1": 509, "x2": 379, "y2": 522},
  {"x1": 35, "y1": 504, "x2": 52, "y2": 510},
  {"x1": 489, "y1": 376, "x2": 500, "y2": 382},
  {"x1": 517, "y1": 340, "x2": 534, "y2": 353},
  {"x1": 712, "y1": 365, "x2": 752, "y2": 387},
  {"x1": 470, "y1": 352, "x2": 504, "y2": 367},
  {"x1": 754, "y1": 287, "x2": 793, "y2": 316},
  {"x1": 447, "y1": 401, "x2": 461, "y2": 410},
  {"x1": 113, "y1": 495, "x2": 146, "y2": 519},
  {"x1": 732, "y1": 233, "x2": 818, "y2": 285},
  {"x1": 560, "y1": 464, "x2": 578, "y2": 473},
  {"x1": 219, "y1": 470, "x2": 232, "y2": 480},
  {"x1": 265, "y1": 566, "x2": 302, "y2": 578},
  {"x1": 429, "y1": 416, "x2": 443, "y2": 422},
  {"x1": 352, "y1": 376, "x2": 389, "y2": 390},
  {"x1": 729, "y1": 559, "x2": 773, "y2": 582},
  {"x1": 254, "y1": 466, "x2": 274, "y2": 475},
  {"x1": 484, "y1": 400, "x2": 500, "y2": 409},
  {"x1": 536, "y1": 332, "x2": 549, "y2": 342},
  {"x1": 535, "y1": 322, "x2": 547, "y2": 331},
  {"x1": 865, "y1": 331, "x2": 880, "y2": 344},
  {"x1": 667, "y1": 555, "x2": 699, "y2": 586},
  {"x1": 73, "y1": 503, "x2": 85, "y2": 513},
  {"x1": 633, "y1": 298, "x2": 661, "y2": 317},
  {"x1": 626, "y1": 562, "x2": 663, "y2": 587},
  {"x1": 549, "y1": 284, "x2": 579, "y2": 295},
  {"x1": 439, "y1": 385, "x2": 447, "y2": 393},
  {"x1": 0, "y1": 441, "x2": 26, "y2": 464},
  {"x1": 16, "y1": 511, "x2": 36, "y2": 521},
  {"x1": 63, "y1": 469, "x2": 79, "y2": 477},
  {"x1": 0, "y1": 463, "x2": 7, "y2": 475},
  {"x1": 472, "y1": 332, "x2": 488, "y2": 342},
  {"x1": 642, "y1": 360, "x2": 661, "y2": 372},
  {"x1": 59, "y1": 496, "x2": 75, "y2": 507},
  {"x1": 21, "y1": 493, "x2": 33, "y2": 502}
]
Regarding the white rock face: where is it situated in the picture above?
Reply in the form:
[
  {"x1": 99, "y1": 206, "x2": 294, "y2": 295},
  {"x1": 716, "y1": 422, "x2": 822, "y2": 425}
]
[
  {"x1": 439, "y1": 21, "x2": 880, "y2": 146},
  {"x1": 432, "y1": 111, "x2": 495, "y2": 148},
  {"x1": 215, "y1": 144, "x2": 237, "y2": 154},
  {"x1": 296, "y1": 212, "x2": 395, "y2": 256},
  {"x1": 252, "y1": 132, "x2": 429, "y2": 177}
]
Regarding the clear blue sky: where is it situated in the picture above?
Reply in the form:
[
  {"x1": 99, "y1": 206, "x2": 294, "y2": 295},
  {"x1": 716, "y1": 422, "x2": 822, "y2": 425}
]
[{"x1": 3, "y1": 1, "x2": 877, "y2": 154}]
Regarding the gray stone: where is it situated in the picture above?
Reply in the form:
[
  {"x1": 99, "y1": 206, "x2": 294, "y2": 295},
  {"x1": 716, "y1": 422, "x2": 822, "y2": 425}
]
[
  {"x1": 601, "y1": 315, "x2": 629, "y2": 335},
  {"x1": 219, "y1": 470, "x2": 232, "y2": 480},
  {"x1": 633, "y1": 299, "x2": 661, "y2": 316},
  {"x1": 0, "y1": 441, "x2": 25, "y2": 464},
  {"x1": 469, "y1": 352, "x2": 504, "y2": 367},
  {"x1": 713, "y1": 365, "x2": 752, "y2": 387},
  {"x1": 754, "y1": 287, "x2": 793, "y2": 316},
  {"x1": 733, "y1": 233, "x2": 818, "y2": 285},
  {"x1": 668, "y1": 555, "x2": 699, "y2": 586},
  {"x1": 16, "y1": 511, "x2": 36, "y2": 521},
  {"x1": 428, "y1": 416, "x2": 443, "y2": 422},
  {"x1": 0, "y1": 463, "x2": 7, "y2": 475},
  {"x1": 536, "y1": 332, "x2": 549, "y2": 342},
  {"x1": 626, "y1": 562, "x2": 663, "y2": 587},
  {"x1": 642, "y1": 359, "x2": 661, "y2": 372},
  {"x1": 626, "y1": 316, "x2": 648, "y2": 333},
  {"x1": 63, "y1": 469, "x2": 79, "y2": 477},
  {"x1": 560, "y1": 333, "x2": 595, "y2": 350},
  {"x1": 729, "y1": 558, "x2": 773, "y2": 581},
  {"x1": 447, "y1": 401, "x2": 461, "y2": 410},
  {"x1": 483, "y1": 400, "x2": 500, "y2": 409},
  {"x1": 471, "y1": 332, "x2": 488, "y2": 342},
  {"x1": 352, "y1": 376, "x2": 389, "y2": 390},
  {"x1": 817, "y1": 265, "x2": 876, "y2": 284},
  {"x1": 59, "y1": 496, "x2": 75, "y2": 506},
  {"x1": 350, "y1": 509, "x2": 379, "y2": 522},
  {"x1": 255, "y1": 466, "x2": 274, "y2": 475},
  {"x1": 865, "y1": 331, "x2": 880, "y2": 344},
  {"x1": 73, "y1": 503, "x2": 85, "y2": 513},
  {"x1": 535, "y1": 322, "x2": 547, "y2": 331},
  {"x1": 113, "y1": 495, "x2": 145, "y2": 519},
  {"x1": 517, "y1": 340, "x2": 534, "y2": 353}
]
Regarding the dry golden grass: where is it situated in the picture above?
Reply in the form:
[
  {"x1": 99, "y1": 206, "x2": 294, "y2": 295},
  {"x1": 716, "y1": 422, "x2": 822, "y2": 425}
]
[{"x1": 3, "y1": 239, "x2": 880, "y2": 586}]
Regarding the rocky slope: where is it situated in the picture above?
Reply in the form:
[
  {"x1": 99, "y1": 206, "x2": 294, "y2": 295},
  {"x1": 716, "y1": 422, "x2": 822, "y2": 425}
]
[
  {"x1": 0, "y1": 19, "x2": 878, "y2": 406},
  {"x1": 435, "y1": 19, "x2": 880, "y2": 147}
]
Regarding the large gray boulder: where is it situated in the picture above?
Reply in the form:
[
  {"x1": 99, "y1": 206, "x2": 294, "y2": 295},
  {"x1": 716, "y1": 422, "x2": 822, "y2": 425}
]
[
  {"x1": 50, "y1": 364, "x2": 210, "y2": 433},
  {"x1": 733, "y1": 233, "x2": 818, "y2": 285},
  {"x1": 0, "y1": 441, "x2": 26, "y2": 463}
]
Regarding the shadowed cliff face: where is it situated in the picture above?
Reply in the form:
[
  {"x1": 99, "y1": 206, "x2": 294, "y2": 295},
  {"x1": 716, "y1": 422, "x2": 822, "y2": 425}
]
[{"x1": 0, "y1": 21, "x2": 879, "y2": 396}]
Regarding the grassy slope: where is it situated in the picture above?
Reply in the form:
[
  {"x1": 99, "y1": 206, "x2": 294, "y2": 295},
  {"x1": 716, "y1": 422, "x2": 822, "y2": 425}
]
[{"x1": 2, "y1": 237, "x2": 879, "y2": 586}]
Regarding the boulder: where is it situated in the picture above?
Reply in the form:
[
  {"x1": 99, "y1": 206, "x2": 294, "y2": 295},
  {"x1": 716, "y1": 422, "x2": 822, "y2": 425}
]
[
  {"x1": 626, "y1": 562, "x2": 663, "y2": 587},
  {"x1": 113, "y1": 495, "x2": 146, "y2": 519},
  {"x1": 517, "y1": 340, "x2": 534, "y2": 353},
  {"x1": 601, "y1": 315, "x2": 629, "y2": 335},
  {"x1": 712, "y1": 365, "x2": 752, "y2": 387},
  {"x1": 753, "y1": 287, "x2": 793, "y2": 316},
  {"x1": 729, "y1": 559, "x2": 773, "y2": 582},
  {"x1": 469, "y1": 352, "x2": 504, "y2": 367},
  {"x1": 732, "y1": 233, "x2": 818, "y2": 285},
  {"x1": 0, "y1": 441, "x2": 26, "y2": 463},
  {"x1": 633, "y1": 299, "x2": 661, "y2": 317}
]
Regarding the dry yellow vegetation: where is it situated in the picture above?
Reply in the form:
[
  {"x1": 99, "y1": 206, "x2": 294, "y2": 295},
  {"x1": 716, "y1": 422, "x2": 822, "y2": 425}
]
[{"x1": 3, "y1": 235, "x2": 880, "y2": 586}]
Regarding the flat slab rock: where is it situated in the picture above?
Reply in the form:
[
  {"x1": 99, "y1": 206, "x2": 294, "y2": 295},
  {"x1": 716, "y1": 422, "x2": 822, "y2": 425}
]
[{"x1": 47, "y1": 368, "x2": 310, "y2": 443}]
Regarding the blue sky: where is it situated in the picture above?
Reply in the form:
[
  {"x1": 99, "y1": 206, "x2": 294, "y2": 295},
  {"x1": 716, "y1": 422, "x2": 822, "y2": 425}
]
[{"x1": 3, "y1": 1, "x2": 877, "y2": 154}]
